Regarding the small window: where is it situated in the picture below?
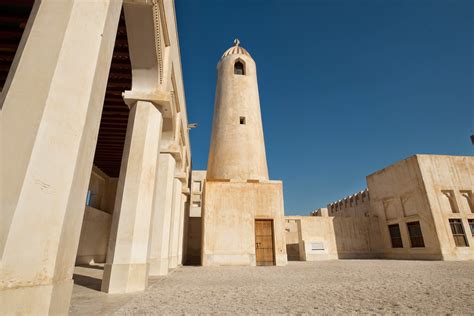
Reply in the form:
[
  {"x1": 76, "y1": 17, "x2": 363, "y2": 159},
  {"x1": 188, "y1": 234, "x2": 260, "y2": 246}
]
[
  {"x1": 240, "y1": 116, "x2": 246, "y2": 125},
  {"x1": 449, "y1": 219, "x2": 469, "y2": 247},
  {"x1": 234, "y1": 61, "x2": 245, "y2": 75},
  {"x1": 407, "y1": 221, "x2": 425, "y2": 248},
  {"x1": 192, "y1": 200, "x2": 201, "y2": 208},
  {"x1": 469, "y1": 219, "x2": 474, "y2": 236},
  {"x1": 388, "y1": 224, "x2": 403, "y2": 248}
]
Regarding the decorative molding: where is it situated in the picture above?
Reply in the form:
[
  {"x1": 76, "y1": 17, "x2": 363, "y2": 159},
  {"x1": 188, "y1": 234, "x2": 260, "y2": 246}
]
[{"x1": 152, "y1": 0, "x2": 164, "y2": 84}]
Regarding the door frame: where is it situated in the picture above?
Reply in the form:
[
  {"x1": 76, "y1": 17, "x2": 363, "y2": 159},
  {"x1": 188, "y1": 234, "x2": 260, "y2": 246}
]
[{"x1": 254, "y1": 218, "x2": 275, "y2": 266}]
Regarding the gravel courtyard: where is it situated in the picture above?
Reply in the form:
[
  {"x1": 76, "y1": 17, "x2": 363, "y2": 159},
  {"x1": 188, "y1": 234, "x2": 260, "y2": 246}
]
[{"x1": 71, "y1": 260, "x2": 474, "y2": 314}]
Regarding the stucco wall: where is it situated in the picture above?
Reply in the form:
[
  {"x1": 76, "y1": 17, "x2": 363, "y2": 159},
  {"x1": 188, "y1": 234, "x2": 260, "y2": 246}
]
[
  {"x1": 367, "y1": 156, "x2": 444, "y2": 260},
  {"x1": 202, "y1": 180, "x2": 287, "y2": 266},
  {"x1": 86, "y1": 166, "x2": 118, "y2": 214},
  {"x1": 76, "y1": 166, "x2": 117, "y2": 265},
  {"x1": 76, "y1": 206, "x2": 112, "y2": 265},
  {"x1": 417, "y1": 155, "x2": 474, "y2": 260},
  {"x1": 284, "y1": 218, "x2": 300, "y2": 260},
  {"x1": 297, "y1": 216, "x2": 338, "y2": 261},
  {"x1": 285, "y1": 214, "x2": 382, "y2": 261},
  {"x1": 189, "y1": 170, "x2": 206, "y2": 217}
]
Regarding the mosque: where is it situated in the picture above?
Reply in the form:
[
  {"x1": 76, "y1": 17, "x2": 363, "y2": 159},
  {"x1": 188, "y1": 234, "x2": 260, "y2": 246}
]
[{"x1": 0, "y1": 0, "x2": 473, "y2": 314}]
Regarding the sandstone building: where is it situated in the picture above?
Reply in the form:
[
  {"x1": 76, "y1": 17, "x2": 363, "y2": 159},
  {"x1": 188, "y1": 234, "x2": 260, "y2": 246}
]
[
  {"x1": 287, "y1": 155, "x2": 474, "y2": 261},
  {"x1": 1, "y1": 0, "x2": 472, "y2": 314}
]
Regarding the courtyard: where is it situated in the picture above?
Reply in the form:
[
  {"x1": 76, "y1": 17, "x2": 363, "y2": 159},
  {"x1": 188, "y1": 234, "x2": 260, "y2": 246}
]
[{"x1": 70, "y1": 260, "x2": 474, "y2": 314}]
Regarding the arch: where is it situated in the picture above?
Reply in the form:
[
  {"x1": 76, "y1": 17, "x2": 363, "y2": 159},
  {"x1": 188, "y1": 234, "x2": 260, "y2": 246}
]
[{"x1": 234, "y1": 60, "x2": 245, "y2": 75}]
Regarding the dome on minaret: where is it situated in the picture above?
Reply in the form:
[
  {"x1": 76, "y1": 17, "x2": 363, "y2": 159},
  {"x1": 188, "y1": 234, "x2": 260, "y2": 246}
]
[{"x1": 220, "y1": 38, "x2": 251, "y2": 60}]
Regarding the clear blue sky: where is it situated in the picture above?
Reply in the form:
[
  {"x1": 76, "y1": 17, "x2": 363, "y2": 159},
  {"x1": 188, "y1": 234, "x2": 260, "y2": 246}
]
[{"x1": 175, "y1": 0, "x2": 473, "y2": 215}]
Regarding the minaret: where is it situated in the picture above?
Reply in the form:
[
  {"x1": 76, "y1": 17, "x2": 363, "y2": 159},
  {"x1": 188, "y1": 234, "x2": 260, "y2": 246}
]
[
  {"x1": 207, "y1": 39, "x2": 269, "y2": 181},
  {"x1": 201, "y1": 39, "x2": 287, "y2": 267}
]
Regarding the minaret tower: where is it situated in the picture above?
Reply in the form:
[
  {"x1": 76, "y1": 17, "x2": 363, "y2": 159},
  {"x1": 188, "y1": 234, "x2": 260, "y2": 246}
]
[
  {"x1": 201, "y1": 40, "x2": 287, "y2": 267},
  {"x1": 207, "y1": 39, "x2": 268, "y2": 181}
]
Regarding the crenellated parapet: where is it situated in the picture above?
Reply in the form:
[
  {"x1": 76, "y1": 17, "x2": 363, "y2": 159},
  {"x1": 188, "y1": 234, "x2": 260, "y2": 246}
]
[{"x1": 326, "y1": 189, "x2": 370, "y2": 217}]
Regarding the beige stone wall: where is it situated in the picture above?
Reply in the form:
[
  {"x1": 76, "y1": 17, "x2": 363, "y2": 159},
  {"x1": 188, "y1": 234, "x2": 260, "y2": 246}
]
[
  {"x1": 76, "y1": 206, "x2": 112, "y2": 265},
  {"x1": 296, "y1": 216, "x2": 338, "y2": 261},
  {"x1": 284, "y1": 218, "x2": 300, "y2": 260},
  {"x1": 332, "y1": 216, "x2": 382, "y2": 258},
  {"x1": 327, "y1": 189, "x2": 371, "y2": 218},
  {"x1": 202, "y1": 180, "x2": 287, "y2": 266},
  {"x1": 417, "y1": 155, "x2": 474, "y2": 260},
  {"x1": 75, "y1": 166, "x2": 117, "y2": 265},
  {"x1": 285, "y1": 213, "x2": 382, "y2": 261},
  {"x1": 190, "y1": 170, "x2": 206, "y2": 217},
  {"x1": 367, "y1": 155, "x2": 474, "y2": 260},
  {"x1": 86, "y1": 166, "x2": 118, "y2": 214},
  {"x1": 368, "y1": 156, "x2": 443, "y2": 259}
]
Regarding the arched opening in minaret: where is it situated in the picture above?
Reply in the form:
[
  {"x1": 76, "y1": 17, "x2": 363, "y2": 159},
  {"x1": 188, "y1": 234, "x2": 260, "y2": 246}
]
[{"x1": 234, "y1": 60, "x2": 245, "y2": 75}]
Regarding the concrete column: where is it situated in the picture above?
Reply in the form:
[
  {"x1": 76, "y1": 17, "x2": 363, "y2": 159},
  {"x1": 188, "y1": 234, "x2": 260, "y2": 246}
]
[
  {"x1": 0, "y1": 1, "x2": 121, "y2": 314},
  {"x1": 177, "y1": 193, "x2": 188, "y2": 265},
  {"x1": 168, "y1": 179, "x2": 183, "y2": 269},
  {"x1": 148, "y1": 153, "x2": 176, "y2": 276},
  {"x1": 101, "y1": 101, "x2": 163, "y2": 294}
]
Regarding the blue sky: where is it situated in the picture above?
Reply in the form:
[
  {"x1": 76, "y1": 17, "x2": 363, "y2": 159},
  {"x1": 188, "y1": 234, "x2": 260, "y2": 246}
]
[{"x1": 175, "y1": 0, "x2": 473, "y2": 215}]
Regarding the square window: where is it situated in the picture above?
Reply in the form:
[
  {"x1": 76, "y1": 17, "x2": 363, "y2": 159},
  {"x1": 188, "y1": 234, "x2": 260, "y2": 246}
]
[
  {"x1": 407, "y1": 221, "x2": 425, "y2": 248},
  {"x1": 388, "y1": 224, "x2": 403, "y2": 248},
  {"x1": 240, "y1": 116, "x2": 246, "y2": 125},
  {"x1": 449, "y1": 219, "x2": 469, "y2": 247},
  {"x1": 468, "y1": 219, "x2": 474, "y2": 236}
]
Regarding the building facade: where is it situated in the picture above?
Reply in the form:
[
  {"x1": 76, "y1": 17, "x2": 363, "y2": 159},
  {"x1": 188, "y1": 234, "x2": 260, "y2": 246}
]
[
  {"x1": 1, "y1": 0, "x2": 191, "y2": 313},
  {"x1": 287, "y1": 155, "x2": 474, "y2": 261}
]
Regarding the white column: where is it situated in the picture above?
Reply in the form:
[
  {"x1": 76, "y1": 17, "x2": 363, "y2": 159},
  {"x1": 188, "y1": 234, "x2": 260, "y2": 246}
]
[
  {"x1": 101, "y1": 100, "x2": 163, "y2": 294},
  {"x1": 0, "y1": 1, "x2": 121, "y2": 314},
  {"x1": 177, "y1": 193, "x2": 188, "y2": 265},
  {"x1": 168, "y1": 179, "x2": 183, "y2": 269},
  {"x1": 148, "y1": 153, "x2": 176, "y2": 276}
]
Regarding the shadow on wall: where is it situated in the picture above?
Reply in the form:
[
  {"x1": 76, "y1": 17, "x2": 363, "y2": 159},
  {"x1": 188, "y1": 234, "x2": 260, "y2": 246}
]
[
  {"x1": 73, "y1": 265, "x2": 105, "y2": 292},
  {"x1": 185, "y1": 217, "x2": 202, "y2": 265},
  {"x1": 332, "y1": 216, "x2": 383, "y2": 259},
  {"x1": 286, "y1": 244, "x2": 300, "y2": 261}
]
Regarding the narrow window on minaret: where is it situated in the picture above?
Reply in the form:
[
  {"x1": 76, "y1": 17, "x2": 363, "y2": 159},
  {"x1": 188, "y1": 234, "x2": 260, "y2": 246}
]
[
  {"x1": 234, "y1": 61, "x2": 245, "y2": 75},
  {"x1": 240, "y1": 116, "x2": 246, "y2": 125}
]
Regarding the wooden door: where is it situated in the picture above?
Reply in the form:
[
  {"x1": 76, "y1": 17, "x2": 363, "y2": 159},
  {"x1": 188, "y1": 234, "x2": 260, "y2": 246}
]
[{"x1": 255, "y1": 219, "x2": 274, "y2": 266}]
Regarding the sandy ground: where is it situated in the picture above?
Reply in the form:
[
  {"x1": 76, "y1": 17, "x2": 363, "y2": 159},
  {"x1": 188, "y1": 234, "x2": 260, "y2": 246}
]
[{"x1": 70, "y1": 260, "x2": 474, "y2": 314}]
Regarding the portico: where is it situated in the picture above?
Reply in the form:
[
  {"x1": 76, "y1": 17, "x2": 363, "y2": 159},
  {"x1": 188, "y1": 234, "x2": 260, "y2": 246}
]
[{"x1": 0, "y1": 0, "x2": 191, "y2": 313}]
